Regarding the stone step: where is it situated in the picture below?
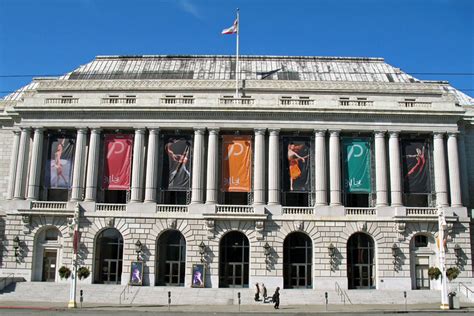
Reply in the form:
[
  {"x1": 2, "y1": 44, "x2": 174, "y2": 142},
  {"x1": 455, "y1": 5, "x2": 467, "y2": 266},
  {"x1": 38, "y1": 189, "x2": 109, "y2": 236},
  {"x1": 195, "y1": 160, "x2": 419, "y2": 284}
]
[{"x1": 0, "y1": 282, "x2": 469, "y2": 305}]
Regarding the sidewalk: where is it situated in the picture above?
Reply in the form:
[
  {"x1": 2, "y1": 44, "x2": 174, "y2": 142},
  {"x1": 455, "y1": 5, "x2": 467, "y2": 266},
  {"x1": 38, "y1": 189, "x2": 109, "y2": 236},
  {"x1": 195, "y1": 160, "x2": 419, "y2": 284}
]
[{"x1": 0, "y1": 300, "x2": 473, "y2": 313}]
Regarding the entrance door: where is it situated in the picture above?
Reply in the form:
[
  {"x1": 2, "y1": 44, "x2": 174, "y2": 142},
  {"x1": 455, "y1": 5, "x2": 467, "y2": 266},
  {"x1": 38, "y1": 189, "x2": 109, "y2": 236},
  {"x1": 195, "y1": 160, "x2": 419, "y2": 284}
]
[
  {"x1": 219, "y1": 231, "x2": 249, "y2": 288},
  {"x1": 156, "y1": 230, "x2": 186, "y2": 286},
  {"x1": 283, "y1": 232, "x2": 312, "y2": 289},
  {"x1": 165, "y1": 261, "x2": 182, "y2": 286},
  {"x1": 42, "y1": 250, "x2": 57, "y2": 282},
  {"x1": 289, "y1": 264, "x2": 310, "y2": 288},
  {"x1": 102, "y1": 259, "x2": 122, "y2": 284},
  {"x1": 415, "y1": 256, "x2": 430, "y2": 289},
  {"x1": 347, "y1": 233, "x2": 375, "y2": 289}
]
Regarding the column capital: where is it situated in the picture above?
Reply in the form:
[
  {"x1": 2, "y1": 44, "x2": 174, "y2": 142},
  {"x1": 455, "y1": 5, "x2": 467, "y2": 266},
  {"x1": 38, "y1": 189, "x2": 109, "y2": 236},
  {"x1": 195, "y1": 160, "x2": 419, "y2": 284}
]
[
  {"x1": 208, "y1": 128, "x2": 220, "y2": 135},
  {"x1": 33, "y1": 127, "x2": 45, "y2": 133},
  {"x1": 194, "y1": 127, "x2": 206, "y2": 135},
  {"x1": 90, "y1": 128, "x2": 102, "y2": 134},
  {"x1": 374, "y1": 130, "x2": 386, "y2": 138},
  {"x1": 329, "y1": 130, "x2": 341, "y2": 137},
  {"x1": 433, "y1": 131, "x2": 445, "y2": 139},
  {"x1": 148, "y1": 128, "x2": 160, "y2": 134},
  {"x1": 269, "y1": 128, "x2": 280, "y2": 136},
  {"x1": 447, "y1": 131, "x2": 459, "y2": 138},
  {"x1": 254, "y1": 128, "x2": 266, "y2": 136},
  {"x1": 388, "y1": 131, "x2": 400, "y2": 138},
  {"x1": 21, "y1": 127, "x2": 32, "y2": 132},
  {"x1": 314, "y1": 129, "x2": 326, "y2": 137},
  {"x1": 134, "y1": 128, "x2": 146, "y2": 134},
  {"x1": 77, "y1": 128, "x2": 88, "y2": 134},
  {"x1": 12, "y1": 129, "x2": 21, "y2": 136}
]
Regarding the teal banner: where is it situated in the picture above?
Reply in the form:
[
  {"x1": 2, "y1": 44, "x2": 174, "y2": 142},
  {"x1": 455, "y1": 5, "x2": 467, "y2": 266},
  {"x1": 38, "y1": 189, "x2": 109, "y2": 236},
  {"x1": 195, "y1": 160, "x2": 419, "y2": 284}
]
[{"x1": 343, "y1": 138, "x2": 371, "y2": 193}]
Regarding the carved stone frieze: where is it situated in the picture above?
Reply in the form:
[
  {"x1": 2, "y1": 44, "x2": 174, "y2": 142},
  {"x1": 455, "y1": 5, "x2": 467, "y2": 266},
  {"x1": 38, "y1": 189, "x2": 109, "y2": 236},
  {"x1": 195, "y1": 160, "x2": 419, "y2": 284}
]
[
  {"x1": 205, "y1": 219, "x2": 215, "y2": 240},
  {"x1": 395, "y1": 222, "x2": 406, "y2": 241},
  {"x1": 255, "y1": 220, "x2": 264, "y2": 241},
  {"x1": 22, "y1": 215, "x2": 31, "y2": 234}
]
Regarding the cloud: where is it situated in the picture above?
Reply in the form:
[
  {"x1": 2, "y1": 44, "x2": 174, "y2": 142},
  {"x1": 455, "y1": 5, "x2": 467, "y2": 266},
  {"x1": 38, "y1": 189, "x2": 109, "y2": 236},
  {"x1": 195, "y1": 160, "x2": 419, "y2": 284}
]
[{"x1": 178, "y1": 0, "x2": 203, "y2": 20}]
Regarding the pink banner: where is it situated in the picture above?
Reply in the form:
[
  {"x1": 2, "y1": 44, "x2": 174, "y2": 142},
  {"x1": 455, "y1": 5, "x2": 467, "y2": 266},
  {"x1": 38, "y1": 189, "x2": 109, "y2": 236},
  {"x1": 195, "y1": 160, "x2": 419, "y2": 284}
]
[{"x1": 102, "y1": 134, "x2": 133, "y2": 190}]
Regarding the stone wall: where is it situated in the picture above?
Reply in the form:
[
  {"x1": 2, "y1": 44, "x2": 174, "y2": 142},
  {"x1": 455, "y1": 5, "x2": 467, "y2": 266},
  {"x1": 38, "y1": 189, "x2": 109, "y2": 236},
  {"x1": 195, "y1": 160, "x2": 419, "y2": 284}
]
[{"x1": 0, "y1": 129, "x2": 14, "y2": 200}]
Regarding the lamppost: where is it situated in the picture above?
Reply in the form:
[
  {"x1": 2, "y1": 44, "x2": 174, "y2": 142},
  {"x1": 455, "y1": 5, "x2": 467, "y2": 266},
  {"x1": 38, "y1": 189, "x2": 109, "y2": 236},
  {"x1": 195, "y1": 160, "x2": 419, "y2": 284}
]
[
  {"x1": 328, "y1": 243, "x2": 336, "y2": 271},
  {"x1": 135, "y1": 240, "x2": 143, "y2": 261},
  {"x1": 199, "y1": 241, "x2": 206, "y2": 263},
  {"x1": 263, "y1": 242, "x2": 272, "y2": 270},
  {"x1": 68, "y1": 203, "x2": 80, "y2": 309},
  {"x1": 438, "y1": 206, "x2": 449, "y2": 310},
  {"x1": 13, "y1": 236, "x2": 21, "y2": 260}
]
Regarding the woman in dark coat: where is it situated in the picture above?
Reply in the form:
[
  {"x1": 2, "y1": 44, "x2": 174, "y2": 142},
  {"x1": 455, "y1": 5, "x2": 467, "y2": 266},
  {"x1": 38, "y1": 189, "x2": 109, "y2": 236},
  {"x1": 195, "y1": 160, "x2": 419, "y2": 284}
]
[{"x1": 272, "y1": 287, "x2": 280, "y2": 309}]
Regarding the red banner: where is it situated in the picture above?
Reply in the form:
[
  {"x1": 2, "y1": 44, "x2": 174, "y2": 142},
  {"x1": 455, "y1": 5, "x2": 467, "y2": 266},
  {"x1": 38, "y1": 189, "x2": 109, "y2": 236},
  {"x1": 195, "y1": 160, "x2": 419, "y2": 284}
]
[{"x1": 102, "y1": 134, "x2": 133, "y2": 190}]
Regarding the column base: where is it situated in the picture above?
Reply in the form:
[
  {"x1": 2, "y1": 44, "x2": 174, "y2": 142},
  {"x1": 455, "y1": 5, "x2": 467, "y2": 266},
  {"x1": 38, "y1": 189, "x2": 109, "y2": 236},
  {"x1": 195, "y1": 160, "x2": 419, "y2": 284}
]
[
  {"x1": 440, "y1": 304, "x2": 449, "y2": 310},
  {"x1": 67, "y1": 300, "x2": 77, "y2": 308}
]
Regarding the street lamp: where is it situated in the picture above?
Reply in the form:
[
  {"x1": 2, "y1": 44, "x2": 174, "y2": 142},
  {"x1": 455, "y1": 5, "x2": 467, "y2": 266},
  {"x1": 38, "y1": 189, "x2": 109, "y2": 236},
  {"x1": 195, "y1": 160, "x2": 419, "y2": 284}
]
[
  {"x1": 263, "y1": 242, "x2": 272, "y2": 270},
  {"x1": 13, "y1": 236, "x2": 20, "y2": 258},
  {"x1": 135, "y1": 240, "x2": 143, "y2": 261},
  {"x1": 328, "y1": 243, "x2": 336, "y2": 271},
  {"x1": 391, "y1": 243, "x2": 399, "y2": 267},
  {"x1": 199, "y1": 241, "x2": 207, "y2": 263}
]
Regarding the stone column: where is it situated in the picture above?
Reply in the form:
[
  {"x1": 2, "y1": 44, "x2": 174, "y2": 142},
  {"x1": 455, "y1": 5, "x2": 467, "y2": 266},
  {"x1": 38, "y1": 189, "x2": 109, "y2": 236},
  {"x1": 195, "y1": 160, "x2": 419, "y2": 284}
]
[
  {"x1": 375, "y1": 131, "x2": 388, "y2": 206},
  {"x1": 253, "y1": 129, "x2": 266, "y2": 205},
  {"x1": 315, "y1": 130, "x2": 327, "y2": 206},
  {"x1": 7, "y1": 130, "x2": 21, "y2": 200},
  {"x1": 191, "y1": 128, "x2": 205, "y2": 204},
  {"x1": 144, "y1": 128, "x2": 160, "y2": 203},
  {"x1": 329, "y1": 130, "x2": 341, "y2": 206},
  {"x1": 27, "y1": 128, "x2": 45, "y2": 200},
  {"x1": 130, "y1": 128, "x2": 146, "y2": 202},
  {"x1": 70, "y1": 128, "x2": 88, "y2": 201},
  {"x1": 433, "y1": 132, "x2": 448, "y2": 207},
  {"x1": 205, "y1": 128, "x2": 219, "y2": 204},
  {"x1": 389, "y1": 131, "x2": 403, "y2": 206},
  {"x1": 458, "y1": 131, "x2": 470, "y2": 207},
  {"x1": 268, "y1": 129, "x2": 280, "y2": 205},
  {"x1": 14, "y1": 128, "x2": 31, "y2": 200},
  {"x1": 447, "y1": 132, "x2": 462, "y2": 207},
  {"x1": 85, "y1": 128, "x2": 101, "y2": 202}
]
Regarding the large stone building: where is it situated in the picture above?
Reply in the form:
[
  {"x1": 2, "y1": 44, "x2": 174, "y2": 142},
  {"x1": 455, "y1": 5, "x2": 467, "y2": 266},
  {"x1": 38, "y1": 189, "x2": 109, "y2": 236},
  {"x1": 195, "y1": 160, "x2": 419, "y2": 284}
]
[{"x1": 0, "y1": 55, "x2": 473, "y2": 292}]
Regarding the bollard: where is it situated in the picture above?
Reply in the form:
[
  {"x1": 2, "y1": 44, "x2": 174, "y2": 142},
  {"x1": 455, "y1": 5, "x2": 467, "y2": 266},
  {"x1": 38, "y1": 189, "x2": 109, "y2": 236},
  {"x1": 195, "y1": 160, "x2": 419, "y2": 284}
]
[
  {"x1": 168, "y1": 291, "x2": 171, "y2": 311},
  {"x1": 325, "y1": 292, "x2": 328, "y2": 311},
  {"x1": 404, "y1": 291, "x2": 407, "y2": 312},
  {"x1": 238, "y1": 292, "x2": 241, "y2": 312},
  {"x1": 80, "y1": 290, "x2": 83, "y2": 309}
]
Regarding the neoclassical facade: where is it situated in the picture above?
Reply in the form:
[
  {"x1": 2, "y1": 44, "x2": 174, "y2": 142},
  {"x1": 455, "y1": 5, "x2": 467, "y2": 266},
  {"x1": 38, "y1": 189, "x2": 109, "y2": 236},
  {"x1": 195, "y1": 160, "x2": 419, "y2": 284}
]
[{"x1": 0, "y1": 55, "x2": 472, "y2": 291}]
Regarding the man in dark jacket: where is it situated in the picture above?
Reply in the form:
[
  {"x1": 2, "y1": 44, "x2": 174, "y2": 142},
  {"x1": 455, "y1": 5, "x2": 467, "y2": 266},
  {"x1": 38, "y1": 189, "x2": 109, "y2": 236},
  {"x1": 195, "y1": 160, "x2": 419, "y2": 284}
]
[{"x1": 272, "y1": 287, "x2": 280, "y2": 309}]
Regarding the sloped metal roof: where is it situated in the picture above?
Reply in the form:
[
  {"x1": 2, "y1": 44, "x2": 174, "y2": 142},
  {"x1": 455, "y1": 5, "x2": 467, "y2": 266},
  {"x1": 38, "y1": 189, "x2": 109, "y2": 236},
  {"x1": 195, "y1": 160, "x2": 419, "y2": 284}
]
[{"x1": 64, "y1": 55, "x2": 418, "y2": 83}]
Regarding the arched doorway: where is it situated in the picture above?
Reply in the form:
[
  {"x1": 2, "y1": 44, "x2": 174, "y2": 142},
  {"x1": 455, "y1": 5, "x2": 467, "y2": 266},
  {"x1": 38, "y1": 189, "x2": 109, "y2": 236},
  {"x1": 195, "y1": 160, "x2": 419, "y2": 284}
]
[
  {"x1": 219, "y1": 231, "x2": 249, "y2": 288},
  {"x1": 347, "y1": 233, "x2": 375, "y2": 289},
  {"x1": 410, "y1": 234, "x2": 435, "y2": 290},
  {"x1": 32, "y1": 227, "x2": 63, "y2": 282},
  {"x1": 156, "y1": 230, "x2": 186, "y2": 286},
  {"x1": 283, "y1": 232, "x2": 312, "y2": 288},
  {"x1": 94, "y1": 228, "x2": 123, "y2": 284}
]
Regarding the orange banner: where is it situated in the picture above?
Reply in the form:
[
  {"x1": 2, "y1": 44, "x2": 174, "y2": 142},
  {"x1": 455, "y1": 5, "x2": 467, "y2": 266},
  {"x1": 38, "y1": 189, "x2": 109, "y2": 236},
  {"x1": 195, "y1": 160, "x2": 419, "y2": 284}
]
[{"x1": 222, "y1": 135, "x2": 252, "y2": 192}]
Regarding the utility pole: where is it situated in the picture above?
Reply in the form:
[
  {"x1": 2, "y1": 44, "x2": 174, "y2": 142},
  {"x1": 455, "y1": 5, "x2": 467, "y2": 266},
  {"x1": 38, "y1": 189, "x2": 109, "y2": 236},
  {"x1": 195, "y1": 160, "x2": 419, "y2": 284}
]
[
  {"x1": 68, "y1": 203, "x2": 80, "y2": 308},
  {"x1": 438, "y1": 206, "x2": 449, "y2": 310}
]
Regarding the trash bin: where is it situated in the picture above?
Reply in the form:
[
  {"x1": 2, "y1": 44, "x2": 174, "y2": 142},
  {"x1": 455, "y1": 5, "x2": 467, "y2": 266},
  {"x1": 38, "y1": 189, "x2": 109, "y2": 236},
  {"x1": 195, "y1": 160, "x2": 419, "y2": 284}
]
[{"x1": 448, "y1": 292, "x2": 460, "y2": 310}]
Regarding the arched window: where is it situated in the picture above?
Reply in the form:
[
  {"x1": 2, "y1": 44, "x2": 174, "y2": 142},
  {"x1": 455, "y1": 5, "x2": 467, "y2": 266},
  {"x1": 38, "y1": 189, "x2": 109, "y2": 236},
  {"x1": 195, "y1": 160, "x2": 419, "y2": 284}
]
[
  {"x1": 156, "y1": 230, "x2": 186, "y2": 286},
  {"x1": 347, "y1": 233, "x2": 375, "y2": 289},
  {"x1": 219, "y1": 231, "x2": 249, "y2": 288},
  {"x1": 283, "y1": 232, "x2": 312, "y2": 289},
  {"x1": 94, "y1": 228, "x2": 123, "y2": 284}
]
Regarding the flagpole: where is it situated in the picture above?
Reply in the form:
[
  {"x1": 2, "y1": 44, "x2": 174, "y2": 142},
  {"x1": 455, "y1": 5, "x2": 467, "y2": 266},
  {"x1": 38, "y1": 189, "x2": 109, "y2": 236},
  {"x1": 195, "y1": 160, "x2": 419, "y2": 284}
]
[
  {"x1": 438, "y1": 205, "x2": 449, "y2": 310},
  {"x1": 235, "y1": 8, "x2": 240, "y2": 98}
]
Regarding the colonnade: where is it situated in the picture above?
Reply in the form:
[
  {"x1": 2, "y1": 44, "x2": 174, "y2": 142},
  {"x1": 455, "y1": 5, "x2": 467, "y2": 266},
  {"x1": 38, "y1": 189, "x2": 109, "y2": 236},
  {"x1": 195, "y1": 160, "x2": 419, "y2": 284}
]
[{"x1": 7, "y1": 127, "x2": 463, "y2": 208}]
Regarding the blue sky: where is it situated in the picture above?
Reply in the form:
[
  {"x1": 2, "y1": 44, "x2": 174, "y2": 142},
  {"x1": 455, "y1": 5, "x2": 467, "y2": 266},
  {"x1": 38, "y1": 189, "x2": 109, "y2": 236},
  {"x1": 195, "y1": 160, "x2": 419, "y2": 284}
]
[{"x1": 0, "y1": 0, "x2": 473, "y2": 98}]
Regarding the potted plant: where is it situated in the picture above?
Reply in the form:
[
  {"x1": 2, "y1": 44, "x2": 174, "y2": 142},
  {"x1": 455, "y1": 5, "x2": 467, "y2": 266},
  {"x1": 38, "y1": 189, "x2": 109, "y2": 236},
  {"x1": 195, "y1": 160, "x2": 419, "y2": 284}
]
[
  {"x1": 77, "y1": 266, "x2": 90, "y2": 280},
  {"x1": 58, "y1": 266, "x2": 71, "y2": 279},
  {"x1": 428, "y1": 266, "x2": 441, "y2": 280},
  {"x1": 446, "y1": 266, "x2": 460, "y2": 282}
]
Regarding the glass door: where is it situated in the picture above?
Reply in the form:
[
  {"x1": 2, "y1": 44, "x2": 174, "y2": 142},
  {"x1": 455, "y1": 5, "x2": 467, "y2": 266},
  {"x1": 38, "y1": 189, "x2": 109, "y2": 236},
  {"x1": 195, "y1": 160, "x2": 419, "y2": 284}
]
[{"x1": 42, "y1": 250, "x2": 57, "y2": 282}]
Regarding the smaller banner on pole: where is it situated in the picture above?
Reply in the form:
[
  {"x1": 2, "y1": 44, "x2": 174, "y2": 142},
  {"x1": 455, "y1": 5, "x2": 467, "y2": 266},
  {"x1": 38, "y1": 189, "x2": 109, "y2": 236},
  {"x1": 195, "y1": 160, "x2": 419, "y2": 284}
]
[
  {"x1": 342, "y1": 138, "x2": 371, "y2": 193},
  {"x1": 45, "y1": 136, "x2": 75, "y2": 189},
  {"x1": 222, "y1": 135, "x2": 252, "y2": 192},
  {"x1": 102, "y1": 134, "x2": 133, "y2": 190}
]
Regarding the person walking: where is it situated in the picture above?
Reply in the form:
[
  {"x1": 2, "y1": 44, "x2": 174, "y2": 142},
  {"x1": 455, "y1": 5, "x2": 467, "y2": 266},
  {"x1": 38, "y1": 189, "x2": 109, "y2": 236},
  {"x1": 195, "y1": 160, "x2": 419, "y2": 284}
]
[
  {"x1": 261, "y1": 283, "x2": 268, "y2": 303},
  {"x1": 272, "y1": 287, "x2": 280, "y2": 309},
  {"x1": 254, "y1": 283, "x2": 260, "y2": 301}
]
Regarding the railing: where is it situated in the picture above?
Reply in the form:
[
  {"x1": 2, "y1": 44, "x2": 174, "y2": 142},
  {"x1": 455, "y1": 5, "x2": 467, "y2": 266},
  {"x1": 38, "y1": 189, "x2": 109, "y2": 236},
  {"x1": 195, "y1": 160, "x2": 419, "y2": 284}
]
[
  {"x1": 335, "y1": 282, "x2": 352, "y2": 304},
  {"x1": 31, "y1": 201, "x2": 68, "y2": 210},
  {"x1": 279, "y1": 98, "x2": 314, "y2": 106},
  {"x1": 156, "y1": 205, "x2": 188, "y2": 213},
  {"x1": 216, "y1": 205, "x2": 254, "y2": 214},
  {"x1": 399, "y1": 101, "x2": 431, "y2": 108},
  {"x1": 339, "y1": 100, "x2": 373, "y2": 107},
  {"x1": 406, "y1": 207, "x2": 437, "y2": 216},
  {"x1": 119, "y1": 283, "x2": 131, "y2": 305},
  {"x1": 345, "y1": 208, "x2": 376, "y2": 216},
  {"x1": 160, "y1": 97, "x2": 194, "y2": 105},
  {"x1": 282, "y1": 207, "x2": 314, "y2": 215},
  {"x1": 458, "y1": 282, "x2": 474, "y2": 301},
  {"x1": 96, "y1": 203, "x2": 127, "y2": 212},
  {"x1": 102, "y1": 98, "x2": 136, "y2": 104},
  {"x1": 44, "y1": 98, "x2": 79, "y2": 104},
  {"x1": 219, "y1": 98, "x2": 255, "y2": 105},
  {"x1": 0, "y1": 273, "x2": 15, "y2": 291}
]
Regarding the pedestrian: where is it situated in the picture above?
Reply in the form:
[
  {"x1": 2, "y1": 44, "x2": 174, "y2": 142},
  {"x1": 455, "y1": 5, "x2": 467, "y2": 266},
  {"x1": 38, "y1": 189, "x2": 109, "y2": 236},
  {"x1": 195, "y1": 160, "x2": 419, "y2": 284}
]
[
  {"x1": 272, "y1": 287, "x2": 280, "y2": 309},
  {"x1": 254, "y1": 282, "x2": 260, "y2": 301},
  {"x1": 261, "y1": 283, "x2": 268, "y2": 303}
]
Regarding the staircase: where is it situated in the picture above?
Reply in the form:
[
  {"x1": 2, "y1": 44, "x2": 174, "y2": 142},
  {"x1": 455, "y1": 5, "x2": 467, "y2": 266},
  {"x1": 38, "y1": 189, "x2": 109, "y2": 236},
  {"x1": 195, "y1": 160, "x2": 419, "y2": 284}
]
[{"x1": 0, "y1": 282, "x2": 469, "y2": 306}]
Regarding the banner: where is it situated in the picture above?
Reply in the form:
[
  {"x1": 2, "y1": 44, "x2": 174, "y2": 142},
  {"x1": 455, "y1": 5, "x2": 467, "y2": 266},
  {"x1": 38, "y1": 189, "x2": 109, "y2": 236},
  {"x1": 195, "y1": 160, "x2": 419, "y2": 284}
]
[
  {"x1": 163, "y1": 137, "x2": 192, "y2": 190},
  {"x1": 343, "y1": 138, "x2": 371, "y2": 193},
  {"x1": 222, "y1": 135, "x2": 252, "y2": 192},
  {"x1": 402, "y1": 140, "x2": 430, "y2": 193},
  {"x1": 102, "y1": 134, "x2": 133, "y2": 190},
  {"x1": 45, "y1": 136, "x2": 75, "y2": 188},
  {"x1": 283, "y1": 138, "x2": 311, "y2": 192}
]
